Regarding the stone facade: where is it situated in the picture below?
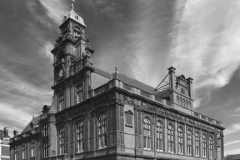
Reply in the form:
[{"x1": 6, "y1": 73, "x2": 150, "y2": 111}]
[{"x1": 10, "y1": 6, "x2": 224, "y2": 160}]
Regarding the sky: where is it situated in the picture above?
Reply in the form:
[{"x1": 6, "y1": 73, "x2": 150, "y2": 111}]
[{"x1": 0, "y1": 0, "x2": 239, "y2": 156}]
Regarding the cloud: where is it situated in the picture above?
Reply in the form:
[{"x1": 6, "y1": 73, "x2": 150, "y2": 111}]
[
  {"x1": 42, "y1": 41, "x2": 54, "y2": 62},
  {"x1": 225, "y1": 140, "x2": 240, "y2": 146},
  {"x1": 128, "y1": 0, "x2": 175, "y2": 87},
  {"x1": 39, "y1": 0, "x2": 68, "y2": 25},
  {"x1": 169, "y1": 0, "x2": 240, "y2": 108},
  {"x1": 225, "y1": 149, "x2": 240, "y2": 156},
  {"x1": 224, "y1": 122, "x2": 240, "y2": 136}
]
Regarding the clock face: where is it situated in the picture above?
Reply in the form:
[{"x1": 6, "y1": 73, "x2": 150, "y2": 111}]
[{"x1": 58, "y1": 68, "x2": 64, "y2": 80}]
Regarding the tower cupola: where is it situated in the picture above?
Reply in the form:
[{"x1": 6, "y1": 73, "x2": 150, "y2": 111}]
[{"x1": 60, "y1": 3, "x2": 86, "y2": 28}]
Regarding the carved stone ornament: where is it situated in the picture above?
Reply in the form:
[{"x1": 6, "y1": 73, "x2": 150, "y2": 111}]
[
  {"x1": 125, "y1": 110, "x2": 133, "y2": 115},
  {"x1": 139, "y1": 100, "x2": 216, "y2": 133}
]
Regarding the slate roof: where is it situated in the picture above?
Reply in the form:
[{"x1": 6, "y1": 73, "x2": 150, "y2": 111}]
[
  {"x1": 21, "y1": 115, "x2": 41, "y2": 134},
  {"x1": 93, "y1": 67, "x2": 157, "y2": 94}
]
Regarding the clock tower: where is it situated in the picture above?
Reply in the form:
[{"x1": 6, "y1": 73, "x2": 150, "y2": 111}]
[{"x1": 51, "y1": 4, "x2": 94, "y2": 112}]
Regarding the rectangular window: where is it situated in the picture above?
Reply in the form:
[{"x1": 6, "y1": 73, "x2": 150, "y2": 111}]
[
  {"x1": 76, "y1": 85, "x2": 83, "y2": 103},
  {"x1": 59, "y1": 94, "x2": 65, "y2": 111},
  {"x1": 43, "y1": 143, "x2": 48, "y2": 158},
  {"x1": 43, "y1": 124, "x2": 48, "y2": 137}
]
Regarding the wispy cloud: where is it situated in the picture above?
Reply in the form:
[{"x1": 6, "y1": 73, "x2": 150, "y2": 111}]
[
  {"x1": 224, "y1": 122, "x2": 240, "y2": 136},
  {"x1": 170, "y1": 0, "x2": 240, "y2": 107},
  {"x1": 225, "y1": 140, "x2": 240, "y2": 146},
  {"x1": 129, "y1": 0, "x2": 175, "y2": 86},
  {"x1": 39, "y1": 0, "x2": 68, "y2": 25},
  {"x1": 225, "y1": 148, "x2": 240, "y2": 156}
]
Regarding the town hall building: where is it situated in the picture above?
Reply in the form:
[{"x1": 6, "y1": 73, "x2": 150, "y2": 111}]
[{"x1": 9, "y1": 4, "x2": 224, "y2": 160}]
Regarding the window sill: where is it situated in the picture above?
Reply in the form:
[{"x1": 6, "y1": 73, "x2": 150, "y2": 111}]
[
  {"x1": 76, "y1": 151, "x2": 84, "y2": 154},
  {"x1": 143, "y1": 148, "x2": 152, "y2": 150}
]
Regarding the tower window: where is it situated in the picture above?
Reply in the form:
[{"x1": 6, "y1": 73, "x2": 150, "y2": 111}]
[
  {"x1": 99, "y1": 113, "x2": 107, "y2": 148},
  {"x1": 58, "y1": 94, "x2": 65, "y2": 111},
  {"x1": 76, "y1": 85, "x2": 83, "y2": 103},
  {"x1": 143, "y1": 117, "x2": 151, "y2": 150}
]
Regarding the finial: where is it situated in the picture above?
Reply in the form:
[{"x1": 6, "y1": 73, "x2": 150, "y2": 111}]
[
  {"x1": 115, "y1": 66, "x2": 118, "y2": 73},
  {"x1": 71, "y1": 0, "x2": 75, "y2": 10}
]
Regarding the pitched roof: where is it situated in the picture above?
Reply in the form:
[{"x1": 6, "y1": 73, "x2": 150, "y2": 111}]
[
  {"x1": 21, "y1": 115, "x2": 41, "y2": 134},
  {"x1": 93, "y1": 66, "x2": 156, "y2": 94},
  {"x1": 117, "y1": 73, "x2": 156, "y2": 94}
]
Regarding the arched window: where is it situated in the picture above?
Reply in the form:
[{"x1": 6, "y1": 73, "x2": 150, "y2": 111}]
[
  {"x1": 187, "y1": 129, "x2": 192, "y2": 155},
  {"x1": 189, "y1": 102, "x2": 191, "y2": 109},
  {"x1": 59, "y1": 127, "x2": 65, "y2": 155},
  {"x1": 168, "y1": 124, "x2": 174, "y2": 153},
  {"x1": 180, "y1": 97, "x2": 183, "y2": 107},
  {"x1": 143, "y1": 117, "x2": 151, "y2": 150},
  {"x1": 156, "y1": 121, "x2": 163, "y2": 151},
  {"x1": 178, "y1": 127, "x2": 184, "y2": 154},
  {"x1": 195, "y1": 132, "x2": 200, "y2": 156},
  {"x1": 99, "y1": 113, "x2": 107, "y2": 148},
  {"x1": 202, "y1": 134, "x2": 207, "y2": 157},
  {"x1": 77, "y1": 121, "x2": 84, "y2": 152},
  {"x1": 183, "y1": 99, "x2": 186, "y2": 108},
  {"x1": 209, "y1": 136, "x2": 213, "y2": 158}
]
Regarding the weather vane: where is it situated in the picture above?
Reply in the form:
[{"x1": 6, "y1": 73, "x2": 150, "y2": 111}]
[{"x1": 71, "y1": 0, "x2": 75, "y2": 9}]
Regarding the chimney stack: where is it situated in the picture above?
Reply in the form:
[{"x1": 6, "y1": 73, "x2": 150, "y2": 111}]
[{"x1": 13, "y1": 130, "x2": 19, "y2": 137}]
